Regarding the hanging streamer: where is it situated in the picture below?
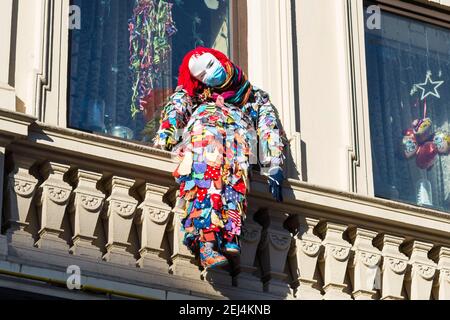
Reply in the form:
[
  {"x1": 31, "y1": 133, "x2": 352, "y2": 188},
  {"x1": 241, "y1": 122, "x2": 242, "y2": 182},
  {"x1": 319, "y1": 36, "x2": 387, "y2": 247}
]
[{"x1": 129, "y1": 0, "x2": 177, "y2": 119}]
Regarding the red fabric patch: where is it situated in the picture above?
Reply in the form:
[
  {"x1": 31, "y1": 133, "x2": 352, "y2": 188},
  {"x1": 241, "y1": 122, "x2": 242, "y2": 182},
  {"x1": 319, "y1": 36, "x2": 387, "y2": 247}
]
[
  {"x1": 211, "y1": 194, "x2": 222, "y2": 210},
  {"x1": 161, "y1": 121, "x2": 171, "y2": 129},
  {"x1": 197, "y1": 188, "x2": 208, "y2": 202},
  {"x1": 232, "y1": 180, "x2": 247, "y2": 195},
  {"x1": 204, "y1": 166, "x2": 221, "y2": 181},
  {"x1": 179, "y1": 182, "x2": 186, "y2": 196}
]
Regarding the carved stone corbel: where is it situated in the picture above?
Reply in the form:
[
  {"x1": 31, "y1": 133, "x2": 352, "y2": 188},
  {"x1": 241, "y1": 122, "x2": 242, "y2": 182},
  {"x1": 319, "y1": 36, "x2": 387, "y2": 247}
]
[
  {"x1": 136, "y1": 182, "x2": 171, "y2": 272},
  {"x1": 169, "y1": 194, "x2": 201, "y2": 279},
  {"x1": 349, "y1": 228, "x2": 381, "y2": 300},
  {"x1": 258, "y1": 211, "x2": 291, "y2": 297},
  {"x1": 68, "y1": 170, "x2": 105, "y2": 258},
  {"x1": 404, "y1": 240, "x2": 436, "y2": 300},
  {"x1": 102, "y1": 176, "x2": 138, "y2": 265},
  {"x1": 434, "y1": 247, "x2": 450, "y2": 300},
  {"x1": 4, "y1": 154, "x2": 38, "y2": 246},
  {"x1": 35, "y1": 162, "x2": 72, "y2": 252},
  {"x1": 235, "y1": 207, "x2": 264, "y2": 291},
  {"x1": 319, "y1": 222, "x2": 352, "y2": 300},
  {"x1": 287, "y1": 216, "x2": 322, "y2": 300},
  {"x1": 374, "y1": 234, "x2": 409, "y2": 300}
]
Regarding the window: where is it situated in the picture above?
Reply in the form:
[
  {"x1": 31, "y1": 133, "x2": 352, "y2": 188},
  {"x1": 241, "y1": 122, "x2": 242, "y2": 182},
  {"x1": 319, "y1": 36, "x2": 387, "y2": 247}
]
[
  {"x1": 364, "y1": 2, "x2": 450, "y2": 211},
  {"x1": 68, "y1": 0, "x2": 232, "y2": 142}
]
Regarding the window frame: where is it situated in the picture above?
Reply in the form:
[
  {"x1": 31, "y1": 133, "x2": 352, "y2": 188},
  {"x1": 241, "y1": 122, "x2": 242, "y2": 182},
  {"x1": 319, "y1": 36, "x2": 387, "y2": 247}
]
[
  {"x1": 59, "y1": 0, "x2": 248, "y2": 144},
  {"x1": 350, "y1": 0, "x2": 450, "y2": 201}
]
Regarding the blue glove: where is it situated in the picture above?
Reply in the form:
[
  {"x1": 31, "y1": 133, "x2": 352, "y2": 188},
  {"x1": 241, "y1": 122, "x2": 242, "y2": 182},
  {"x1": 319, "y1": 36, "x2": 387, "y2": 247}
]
[{"x1": 267, "y1": 167, "x2": 284, "y2": 202}]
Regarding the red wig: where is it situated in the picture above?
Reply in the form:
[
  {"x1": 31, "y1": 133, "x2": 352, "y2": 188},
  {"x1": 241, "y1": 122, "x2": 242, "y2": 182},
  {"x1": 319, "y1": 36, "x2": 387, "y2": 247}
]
[{"x1": 177, "y1": 47, "x2": 231, "y2": 97}]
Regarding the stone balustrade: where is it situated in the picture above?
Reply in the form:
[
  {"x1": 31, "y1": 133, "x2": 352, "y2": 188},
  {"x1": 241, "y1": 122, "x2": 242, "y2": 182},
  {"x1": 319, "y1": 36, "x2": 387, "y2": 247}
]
[{"x1": 1, "y1": 110, "x2": 450, "y2": 300}]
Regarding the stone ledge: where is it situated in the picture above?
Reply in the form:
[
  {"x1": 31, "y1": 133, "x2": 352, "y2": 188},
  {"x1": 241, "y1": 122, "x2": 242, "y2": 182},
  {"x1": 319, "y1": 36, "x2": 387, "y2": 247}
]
[{"x1": 2, "y1": 242, "x2": 286, "y2": 300}]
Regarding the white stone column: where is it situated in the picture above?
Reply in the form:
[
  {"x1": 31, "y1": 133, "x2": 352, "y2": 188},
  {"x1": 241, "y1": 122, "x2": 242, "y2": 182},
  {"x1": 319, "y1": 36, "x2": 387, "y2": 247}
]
[
  {"x1": 69, "y1": 170, "x2": 105, "y2": 258},
  {"x1": 435, "y1": 247, "x2": 450, "y2": 300},
  {"x1": 319, "y1": 222, "x2": 352, "y2": 300},
  {"x1": 35, "y1": 162, "x2": 72, "y2": 251},
  {"x1": 375, "y1": 234, "x2": 408, "y2": 300},
  {"x1": 169, "y1": 196, "x2": 201, "y2": 279},
  {"x1": 289, "y1": 217, "x2": 322, "y2": 300},
  {"x1": 349, "y1": 228, "x2": 381, "y2": 300},
  {"x1": 236, "y1": 207, "x2": 264, "y2": 291},
  {"x1": 136, "y1": 182, "x2": 171, "y2": 273},
  {"x1": 4, "y1": 154, "x2": 38, "y2": 246},
  {"x1": 0, "y1": 0, "x2": 16, "y2": 110},
  {"x1": 103, "y1": 176, "x2": 138, "y2": 265},
  {"x1": 404, "y1": 241, "x2": 436, "y2": 300}
]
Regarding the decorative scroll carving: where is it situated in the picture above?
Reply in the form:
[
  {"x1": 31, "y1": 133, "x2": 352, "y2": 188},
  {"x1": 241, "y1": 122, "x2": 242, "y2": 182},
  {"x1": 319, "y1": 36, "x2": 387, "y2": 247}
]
[
  {"x1": 242, "y1": 225, "x2": 261, "y2": 243},
  {"x1": 301, "y1": 240, "x2": 321, "y2": 257},
  {"x1": 416, "y1": 264, "x2": 436, "y2": 281},
  {"x1": 441, "y1": 269, "x2": 450, "y2": 283},
  {"x1": 148, "y1": 208, "x2": 170, "y2": 224},
  {"x1": 269, "y1": 232, "x2": 291, "y2": 251},
  {"x1": 330, "y1": 245, "x2": 350, "y2": 261},
  {"x1": 80, "y1": 195, "x2": 103, "y2": 212},
  {"x1": 387, "y1": 257, "x2": 408, "y2": 274},
  {"x1": 48, "y1": 187, "x2": 71, "y2": 204},
  {"x1": 14, "y1": 180, "x2": 36, "y2": 197},
  {"x1": 111, "y1": 201, "x2": 136, "y2": 218},
  {"x1": 359, "y1": 251, "x2": 381, "y2": 268}
]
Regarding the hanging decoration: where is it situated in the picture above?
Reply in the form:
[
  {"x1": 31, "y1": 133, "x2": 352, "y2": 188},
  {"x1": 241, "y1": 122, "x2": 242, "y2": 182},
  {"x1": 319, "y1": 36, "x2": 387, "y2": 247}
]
[
  {"x1": 129, "y1": 0, "x2": 177, "y2": 119},
  {"x1": 410, "y1": 70, "x2": 445, "y2": 101},
  {"x1": 401, "y1": 100, "x2": 450, "y2": 170}
]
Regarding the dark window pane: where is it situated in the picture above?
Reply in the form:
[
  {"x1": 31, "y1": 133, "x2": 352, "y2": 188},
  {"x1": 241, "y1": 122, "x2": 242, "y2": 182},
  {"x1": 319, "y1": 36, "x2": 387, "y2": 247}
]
[
  {"x1": 364, "y1": 6, "x2": 450, "y2": 211},
  {"x1": 68, "y1": 0, "x2": 230, "y2": 142}
]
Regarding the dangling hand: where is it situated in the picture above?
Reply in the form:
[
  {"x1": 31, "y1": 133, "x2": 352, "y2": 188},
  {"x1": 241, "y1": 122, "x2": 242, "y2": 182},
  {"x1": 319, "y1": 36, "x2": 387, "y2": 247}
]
[
  {"x1": 267, "y1": 166, "x2": 284, "y2": 202},
  {"x1": 215, "y1": 95, "x2": 225, "y2": 108}
]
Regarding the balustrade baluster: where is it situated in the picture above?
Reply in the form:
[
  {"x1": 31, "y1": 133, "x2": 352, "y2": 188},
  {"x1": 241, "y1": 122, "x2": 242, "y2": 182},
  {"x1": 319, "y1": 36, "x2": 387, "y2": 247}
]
[
  {"x1": 319, "y1": 222, "x2": 352, "y2": 300},
  {"x1": 136, "y1": 182, "x2": 172, "y2": 273},
  {"x1": 4, "y1": 154, "x2": 38, "y2": 247},
  {"x1": 404, "y1": 240, "x2": 436, "y2": 300},
  {"x1": 68, "y1": 169, "x2": 105, "y2": 258},
  {"x1": 349, "y1": 228, "x2": 381, "y2": 300},
  {"x1": 102, "y1": 176, "x2": 138, "y2": 265},
  {"x1": 35, "y1": 162, "x2": 72, "y2": 252},
  {"x1": 374, "y1": 234, "x2": 408, "y2": 300}
]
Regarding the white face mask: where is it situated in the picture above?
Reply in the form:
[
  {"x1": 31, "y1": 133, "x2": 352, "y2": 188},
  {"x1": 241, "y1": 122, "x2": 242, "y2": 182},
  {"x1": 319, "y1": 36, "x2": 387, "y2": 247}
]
[{"x1": 189, "y1": 52, "x2": 227, "y2": 87}]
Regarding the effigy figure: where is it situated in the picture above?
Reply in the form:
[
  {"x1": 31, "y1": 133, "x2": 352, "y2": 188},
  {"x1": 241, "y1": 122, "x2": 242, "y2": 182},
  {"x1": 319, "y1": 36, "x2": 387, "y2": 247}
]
[{"x1": 154, "y1": 47, "x2": 286, "y2": 269}]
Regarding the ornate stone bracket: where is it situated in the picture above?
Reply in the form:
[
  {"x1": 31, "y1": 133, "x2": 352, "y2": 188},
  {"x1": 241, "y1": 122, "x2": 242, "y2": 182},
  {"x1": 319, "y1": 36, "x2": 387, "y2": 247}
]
[
  {"x1": 136, "y1": 182, "x2": 171, "y2": 272},
  {"x1": 319, "y1": 222, "x2": 352, "y2": 300},
  {"x1": 350, "y1": 228, "x2": 381, "y2": 300},
  {"x1": 103, "y1": 176, "x2": 138, "y2": 265},
  {"x1": 36, "y1": 162, "x2": 72, "y2": 252},
  {"x1": 69, "y1": 170, "x2": 105, "y2": 258},
  {"x1": 4, "y1": 155, "x2": 38, "y2": 245},
  {"x1": 404, "y1": 241, "x2": 437, "y2": 300},
  {"x1": 375, "y1": 234, "x2": 409, "y2": 300}
]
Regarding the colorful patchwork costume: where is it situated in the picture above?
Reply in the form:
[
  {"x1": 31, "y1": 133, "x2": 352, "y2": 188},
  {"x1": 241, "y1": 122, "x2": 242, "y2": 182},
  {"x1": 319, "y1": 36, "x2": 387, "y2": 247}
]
[{"x1": 154, "y1": 47, "x2": 286, "y2": 269}]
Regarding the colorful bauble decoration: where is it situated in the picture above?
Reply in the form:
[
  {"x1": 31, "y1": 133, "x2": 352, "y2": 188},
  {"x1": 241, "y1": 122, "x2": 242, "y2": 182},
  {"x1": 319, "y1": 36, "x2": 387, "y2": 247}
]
[
  {"x1": 402, "y1": 117, "x2": 450, "y2": 170},
  {"x1": 433, "y1": 131, "x2": 450, "y2": 154},
  {"x1": 412, "y1": 118, "x2": 433, "y2": 144},
  {"x1": 416, "y1": 141, "x2": 438, "y2": 170},
  {"x1": 402, "y1": 129, "x2": 418, "y2": 159}
]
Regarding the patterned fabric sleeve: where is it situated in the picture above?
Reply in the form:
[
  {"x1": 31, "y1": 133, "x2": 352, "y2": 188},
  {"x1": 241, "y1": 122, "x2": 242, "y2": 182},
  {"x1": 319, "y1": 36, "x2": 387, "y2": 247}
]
[
  {"x1": 254, "y1": 89, "x2": 287, "y2": 175},
  {"x1": 154, "y1": 88, "x2": 193, "y2": 151}
]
